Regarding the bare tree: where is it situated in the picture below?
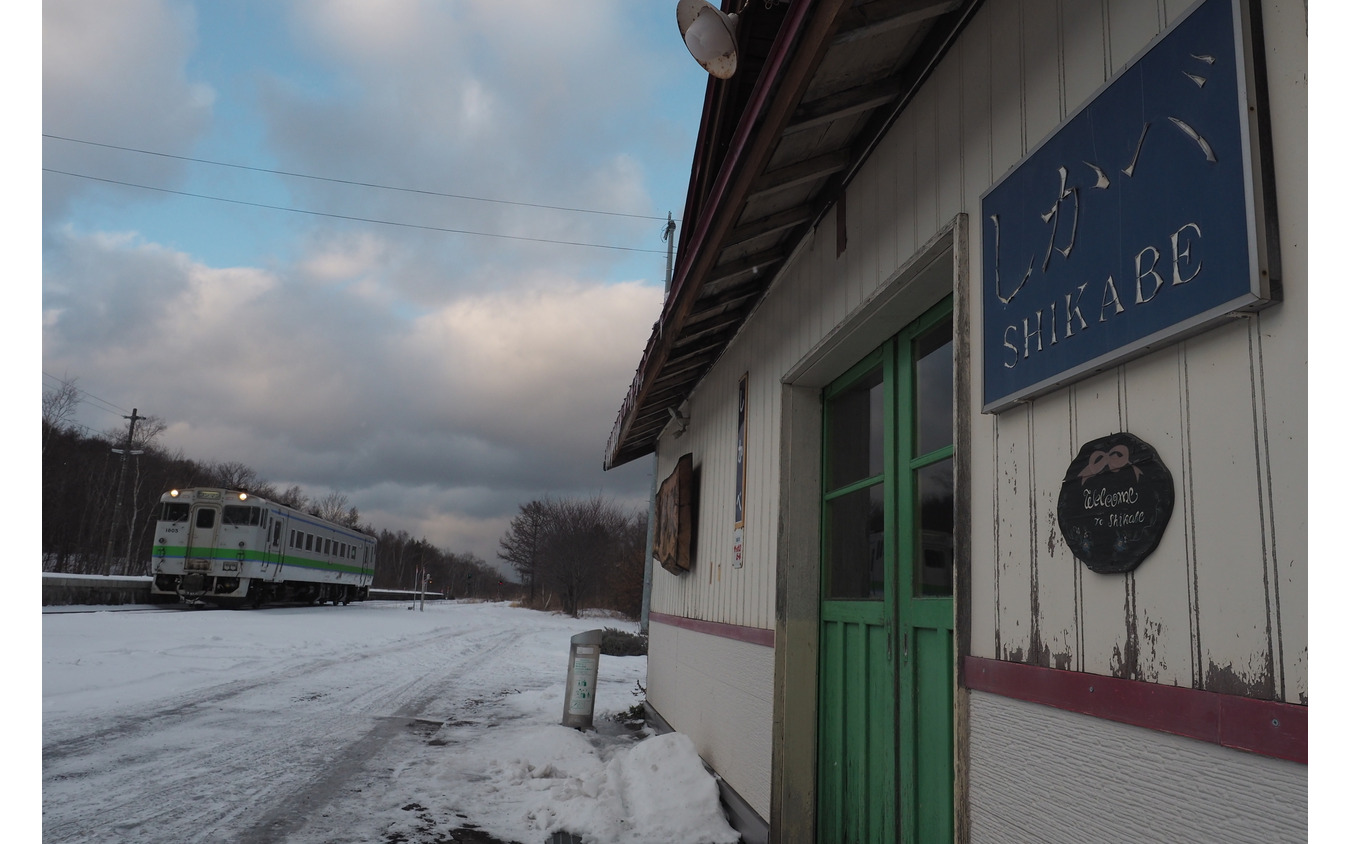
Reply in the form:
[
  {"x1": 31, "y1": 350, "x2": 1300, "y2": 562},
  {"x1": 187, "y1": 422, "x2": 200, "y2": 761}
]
[
  {"x1": 272, "y1": 485, "x2": 308, "y2": 511},
  {"x1": 99, "y1": 412, "x2": 168, "y2": 574},
  {"x1": 314, "y1": 490, "x2": 360, "y2": 527},
  {"x1": 99, "y1": 415, "x2": 167, "y2": 451},
  {"x1": 497, "y1": 495, "x2": 639, "y2": 617},
  {"x1": 211, "y1": 461, "x2": 258, "y2": 491},
  {"x1": 123, "y1": 452, "x2": 152, "y2": 575},
  {"x1": 131, "y1": 416, "x2": 167, "y2": 450},
  {"x1": 42, "y1": 377, "x2": 82, "y2": 453},
  {"x1": 605, "y1": 510, "x2": 649, "y2": 618}
]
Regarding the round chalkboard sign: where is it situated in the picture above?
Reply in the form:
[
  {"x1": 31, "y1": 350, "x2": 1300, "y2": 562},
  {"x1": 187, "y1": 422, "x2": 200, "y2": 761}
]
[{"x1": 1056, "y1": 433, "x2": 1174, "y2": 574}]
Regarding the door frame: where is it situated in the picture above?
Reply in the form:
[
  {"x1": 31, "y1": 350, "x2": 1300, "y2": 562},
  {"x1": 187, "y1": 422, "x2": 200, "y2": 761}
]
[{"x1": 771, "y1": 214, "x2": 971, "y2": 843}]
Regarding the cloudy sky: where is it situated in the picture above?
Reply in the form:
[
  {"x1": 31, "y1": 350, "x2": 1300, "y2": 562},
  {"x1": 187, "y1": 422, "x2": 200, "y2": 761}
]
[{"x1": 39, "y1": 0, "x2": 709, "y2": 569}]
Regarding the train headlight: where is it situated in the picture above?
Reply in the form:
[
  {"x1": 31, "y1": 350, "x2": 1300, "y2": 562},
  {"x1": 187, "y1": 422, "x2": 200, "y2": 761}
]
[
  {"x1": 169, "y1": 489, "x2": 180, "y2": 498},
  {"x1": 238, "y1": 492, "x2": 249, "y2": 501}
]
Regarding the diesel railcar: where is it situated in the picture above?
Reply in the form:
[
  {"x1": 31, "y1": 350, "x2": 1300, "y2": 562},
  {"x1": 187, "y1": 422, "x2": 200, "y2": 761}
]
[{"x1": 149, "y1": 487, "x2": 376, "y2": 607}]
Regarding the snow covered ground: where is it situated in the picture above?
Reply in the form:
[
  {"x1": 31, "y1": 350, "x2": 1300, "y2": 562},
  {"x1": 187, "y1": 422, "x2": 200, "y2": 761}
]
[{"x1": 41, "y1": 600, "x2": 741, "y2": 844}]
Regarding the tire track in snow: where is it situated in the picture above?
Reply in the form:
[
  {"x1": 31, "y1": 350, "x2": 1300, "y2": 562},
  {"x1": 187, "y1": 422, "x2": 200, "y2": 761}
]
[
  {"x1": 233, "y1": 625, "x2": 528, "y2": 843},
  {"x1": 42, "y1": 620, "x2": 504, "y2": 762},
  {"x1": 41, "y1": 619, "x2": 524, "y2": 843}
]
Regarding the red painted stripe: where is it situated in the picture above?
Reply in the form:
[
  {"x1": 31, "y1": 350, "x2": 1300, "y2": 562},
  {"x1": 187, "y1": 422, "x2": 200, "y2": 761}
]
[
  {"x1": 963, "y1": 656, "x2": 1306, "y2": 764},
  {"x1": 649, "y1": 611, "x2": 776, "y2": 648}
]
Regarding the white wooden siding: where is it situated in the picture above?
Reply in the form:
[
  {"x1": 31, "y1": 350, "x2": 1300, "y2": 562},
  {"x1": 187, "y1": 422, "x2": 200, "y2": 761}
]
[
  {"x1": 647, "y1": 621, "x2": 775, "y2": 819},
  {"x1": 650, "y1": 0, "x2": 1305, "y2": 703}
]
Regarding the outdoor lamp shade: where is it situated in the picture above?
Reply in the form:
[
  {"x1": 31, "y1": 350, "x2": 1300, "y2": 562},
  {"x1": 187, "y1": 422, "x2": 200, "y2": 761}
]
[{"x1": 677, "y1": 0, "x2": 739, "y2": 79}]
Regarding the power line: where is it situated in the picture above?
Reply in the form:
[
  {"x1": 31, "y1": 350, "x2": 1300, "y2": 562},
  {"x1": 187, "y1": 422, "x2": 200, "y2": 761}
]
[
  {"x1": 43, "y1": 134, "x2": 679, "y2": 223},
  {"x1": 42, "y1": 374, "x2": 134, "y2": 438},
  {"x1": 43, "y1": 168, "x2": 670, "y2": 256},
  {"x1": 42, "y1": 371, "x2": 129, "y2": 417}
]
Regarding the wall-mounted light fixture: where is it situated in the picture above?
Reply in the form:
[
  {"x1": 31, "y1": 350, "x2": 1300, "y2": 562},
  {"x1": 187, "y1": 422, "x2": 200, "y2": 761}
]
[
  {"x1": 676, "y1": 0, "x2": 744, "y2": 79},
  {"x1": 668, "y1": 407, "x2": 690, "y2": 438}
]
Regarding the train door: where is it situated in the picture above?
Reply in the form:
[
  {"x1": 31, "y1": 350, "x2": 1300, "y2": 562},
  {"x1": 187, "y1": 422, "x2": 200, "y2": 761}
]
[
  {"x1": 258, "y1": 514, "x2": 277, "y2": 579},
  {"x1": 184, "y1": 503, "x2": 221, "y2": 570},
  {"x1": 268, "y1": 514, "x2": 288, "y2": 582}
]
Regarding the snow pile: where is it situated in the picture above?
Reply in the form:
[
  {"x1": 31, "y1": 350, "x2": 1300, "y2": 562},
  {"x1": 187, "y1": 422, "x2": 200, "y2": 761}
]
[
  {"x1": 42, "y1": 600, "x2": 743, "y2": 844},
  {"x1": 410, "y1": 723, "x2": 740, "y2": 844},
  {"x1": 615, "y1": 731, "x2": 739, "y2": 843}
]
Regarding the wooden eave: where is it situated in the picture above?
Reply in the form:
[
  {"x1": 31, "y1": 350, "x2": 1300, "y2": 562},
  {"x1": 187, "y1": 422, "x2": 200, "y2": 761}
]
[{"x1": 605, "y1": 0, "x2": 982, "y2": 470}]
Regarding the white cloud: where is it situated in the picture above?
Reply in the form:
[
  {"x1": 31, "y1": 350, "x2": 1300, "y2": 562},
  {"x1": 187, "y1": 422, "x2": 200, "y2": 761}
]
[
  {"x1": 296, "y1": 230, "x2": 394, "y2": 287},
  {"x1": 250, "y1": 0, "x2": 670, "y2": 307},
  {"x1": 401, "y1": 278, "x2": 660, "y2": 441},
  {"x1": 42, "y1": 0, "x2": 214, "y2": 220},
  {"x1": 42, "y1": 228, "x2": 662, "y2": 562},
  {"x1": 40, "y1": 1, "x2": 701, "y2": 565}
]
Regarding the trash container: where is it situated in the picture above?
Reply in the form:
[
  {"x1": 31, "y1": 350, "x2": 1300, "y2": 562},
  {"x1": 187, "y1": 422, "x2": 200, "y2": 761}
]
[{"x1": 562, "y1": 629, "x2": 603, "y2": 730}]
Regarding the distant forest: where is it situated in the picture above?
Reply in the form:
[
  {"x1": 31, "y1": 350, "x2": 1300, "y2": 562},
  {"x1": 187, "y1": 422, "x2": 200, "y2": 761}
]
[{"x1": 41, "y1": 378, "x2": 647, "y2": 618}]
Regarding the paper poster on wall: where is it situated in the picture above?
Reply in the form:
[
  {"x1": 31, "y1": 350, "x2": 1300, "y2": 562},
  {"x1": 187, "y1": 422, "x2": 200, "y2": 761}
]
[{"x1": 733, "y1": 373, "x2": 747, "y2": 568}]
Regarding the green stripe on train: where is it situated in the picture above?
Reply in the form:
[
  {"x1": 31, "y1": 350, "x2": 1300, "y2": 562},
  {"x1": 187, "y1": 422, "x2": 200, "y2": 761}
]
[{"x1": 153, "y1": 545, "x2": 372, "y2": 576}]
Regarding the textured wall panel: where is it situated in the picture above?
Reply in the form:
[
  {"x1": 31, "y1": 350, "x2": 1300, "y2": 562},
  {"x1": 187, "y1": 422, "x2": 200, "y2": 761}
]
[{"x1": 968, "y1": 690, "x2": 1306, "y2": 842}]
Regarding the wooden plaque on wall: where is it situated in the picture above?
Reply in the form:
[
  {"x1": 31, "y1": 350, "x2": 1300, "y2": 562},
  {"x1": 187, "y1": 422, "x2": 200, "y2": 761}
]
[
  {"x1": 1056, "y1": 432, "x2": 1174, "y2": 574},
  {"x1": 655, "y1": 453, "x2": 695, "y2": 575}
]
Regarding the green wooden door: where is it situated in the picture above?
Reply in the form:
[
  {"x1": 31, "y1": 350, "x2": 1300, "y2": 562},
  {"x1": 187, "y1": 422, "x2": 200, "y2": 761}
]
[{"x1": 819, "y1": 299, "x2": 954, "y2": 843}]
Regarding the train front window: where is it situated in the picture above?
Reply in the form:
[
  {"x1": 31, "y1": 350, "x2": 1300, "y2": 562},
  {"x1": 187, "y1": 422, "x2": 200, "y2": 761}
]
[
  {"x1": 196, "y1": 509, "x2": 215, "y2": 529},
  {"x1": 222, "y1": 505, "x2": 256, "y2": 525},
  {"x1": 161, "y1": 502, "x2": 190, "y2": 522}
]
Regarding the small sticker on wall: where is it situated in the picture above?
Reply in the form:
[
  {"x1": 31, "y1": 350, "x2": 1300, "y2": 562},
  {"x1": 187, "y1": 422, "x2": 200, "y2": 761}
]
[{"x1": 733, "y1": 527, "x2": 744, "y2": 569}]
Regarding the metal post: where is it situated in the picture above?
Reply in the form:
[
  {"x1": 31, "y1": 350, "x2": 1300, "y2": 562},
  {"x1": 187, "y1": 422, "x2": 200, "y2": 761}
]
[
  {"x1": 641, "y1": 215, "x2": 678, "y2": 634},
  {"x1": 641, "y1": 459, "x2": 657, "y2": 635},
  {"x1": 103, "y1": 408, "x2": 144, "y2": 575},
  {"x1": 562, "y1": 629, "x2": 604, "y2": 730},
  {"x1": 662, "y1": 212, "x2": 676, "y2": 298}
]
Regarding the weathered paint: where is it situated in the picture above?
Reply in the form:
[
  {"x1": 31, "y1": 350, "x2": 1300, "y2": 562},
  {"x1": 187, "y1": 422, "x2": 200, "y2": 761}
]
[{"x1": 642, "y1": 0, "x2": 1305, "y2": 839}]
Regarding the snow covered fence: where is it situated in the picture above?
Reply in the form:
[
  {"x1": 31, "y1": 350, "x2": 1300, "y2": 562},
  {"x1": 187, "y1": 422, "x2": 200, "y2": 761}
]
[
  {"x1": 41, "y1": 572, "x2": 157, "y2": 606},
  {"x1": 39, "y1": 572, "x2": 451, "y2": 608}
]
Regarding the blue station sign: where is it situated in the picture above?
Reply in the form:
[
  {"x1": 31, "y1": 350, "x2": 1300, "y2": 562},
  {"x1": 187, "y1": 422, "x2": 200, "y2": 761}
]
[{"x1": 980, "y1": 0, "x2": 1278, "y2": 412}]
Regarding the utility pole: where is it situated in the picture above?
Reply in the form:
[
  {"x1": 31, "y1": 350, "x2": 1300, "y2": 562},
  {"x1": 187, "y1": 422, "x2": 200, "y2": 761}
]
[
  {"x1": 641, "y1": 214, "x2": 679, "y2": 634},
  {"x1": 663, "y1": 212, "x2": 677, "y2": 298},
  {"x1": 103, "y1": 408, "x2": 145, "y2": 575}
]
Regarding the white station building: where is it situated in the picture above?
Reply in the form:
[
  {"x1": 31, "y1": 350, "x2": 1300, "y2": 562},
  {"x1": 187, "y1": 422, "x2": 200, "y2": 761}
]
[{"x1": 605, "y1": 1, "x2": 1307, "y2": 841}]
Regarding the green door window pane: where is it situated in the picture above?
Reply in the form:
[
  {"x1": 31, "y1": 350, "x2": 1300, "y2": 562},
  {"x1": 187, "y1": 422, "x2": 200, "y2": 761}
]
[
  {"x1": 914, "y1": 321, "x2": 954, "y2": 455},
  {"x1": 827, "y1": 365, "x2": 885, "y2": 489},
  {"x1": 914, "y1": 457, "x2": 955, "y2": 597},
  {"x1": 825, "y1": 483, "x2": 885, "y2": 600}
]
